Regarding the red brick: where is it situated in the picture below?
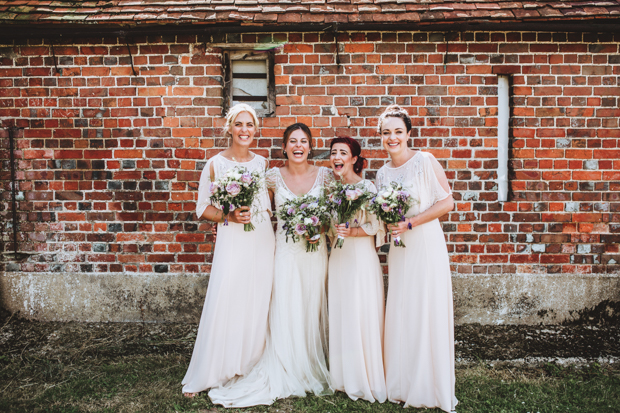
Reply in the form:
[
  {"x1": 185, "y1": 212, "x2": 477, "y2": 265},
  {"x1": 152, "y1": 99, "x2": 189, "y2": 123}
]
[{"x1": 4, "y1": 31, "x2": 615, "y2": 280}]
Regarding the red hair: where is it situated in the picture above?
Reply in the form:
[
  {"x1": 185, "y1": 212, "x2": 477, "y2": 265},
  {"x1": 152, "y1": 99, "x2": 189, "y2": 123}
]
[{"x1": 330, "y1": 137, "x2": 366, "y2": 174}]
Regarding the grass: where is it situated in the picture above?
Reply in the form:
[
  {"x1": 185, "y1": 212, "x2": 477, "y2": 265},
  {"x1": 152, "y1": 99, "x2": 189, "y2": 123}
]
[
  {"x1": 1, "y1": 318, "x2": 618, "y2": 412},
  {"x1": 1, "y1": 354, "x2": 618, "y2": 413}
]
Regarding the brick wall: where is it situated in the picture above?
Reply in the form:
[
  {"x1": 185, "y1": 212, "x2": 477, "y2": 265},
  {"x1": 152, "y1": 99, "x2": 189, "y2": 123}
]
[{"x1": 1, "y1": 30, "x2": 619, "y2": 292}]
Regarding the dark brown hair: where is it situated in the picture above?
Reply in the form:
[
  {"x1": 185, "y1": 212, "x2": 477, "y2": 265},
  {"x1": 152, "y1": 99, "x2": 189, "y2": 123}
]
[
  {"x1": 330, "y1": 136, "x2": 366, "y2": 174},
  {"x1": 282, "y1": 123, "x2": 313, "y2": 159}
]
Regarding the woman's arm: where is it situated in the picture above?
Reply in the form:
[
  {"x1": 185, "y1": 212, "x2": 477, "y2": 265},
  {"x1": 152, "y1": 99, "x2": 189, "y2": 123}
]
[
  {"x1": 388, "y1": 155, "x2": 454, "y2": 236},
  {"x1": 198, "y1": 161, "x2": 251, "y2": 225}
]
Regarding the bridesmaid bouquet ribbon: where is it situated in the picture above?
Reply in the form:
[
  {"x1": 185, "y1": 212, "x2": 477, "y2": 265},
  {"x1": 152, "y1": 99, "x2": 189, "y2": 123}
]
[
  {"x1": 277, "y1": 194, "x2": 331, "y2": 252},
  {"x1": 327, "y1": 181, "x2": 374, "y2": 249},
  {"x1": 368, "y1": 182, "x2": 414, "y2": 248},
  {"x1": 209, "y1": 166, "x2": 263, "y2": 232}
]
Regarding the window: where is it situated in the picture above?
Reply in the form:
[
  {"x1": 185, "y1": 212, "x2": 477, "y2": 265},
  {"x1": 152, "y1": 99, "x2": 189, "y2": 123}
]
[{"x1": 223, "y1": 50, "x2": 275, "y2": 118}]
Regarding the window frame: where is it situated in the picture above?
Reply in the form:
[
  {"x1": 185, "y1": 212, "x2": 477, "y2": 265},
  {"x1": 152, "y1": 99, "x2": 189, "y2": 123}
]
[{"x1": 222, "y1": 48, "x2": 276, "y2": 118}]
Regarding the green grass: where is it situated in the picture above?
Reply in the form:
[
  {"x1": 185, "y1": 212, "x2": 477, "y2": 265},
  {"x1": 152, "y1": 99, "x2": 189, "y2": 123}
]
[{"x1": 1, "y1": 354, "x2": 618, "y2": 413}]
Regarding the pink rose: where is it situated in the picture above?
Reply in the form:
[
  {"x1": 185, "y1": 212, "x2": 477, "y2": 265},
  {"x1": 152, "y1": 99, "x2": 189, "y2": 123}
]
[
  {"x1": 226, "y1": 182, "x2": 241, "y2": 196},
  {"x1": 345, "y1": 189, "x2": 360, "y2": 201},
  {"x1": 241, "y1": 172, "x2": 252, "y2": 184}
]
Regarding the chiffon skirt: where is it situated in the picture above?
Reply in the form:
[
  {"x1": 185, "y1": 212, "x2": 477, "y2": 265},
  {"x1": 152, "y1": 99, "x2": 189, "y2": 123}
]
[
  {"x1": 181, "y1": 215, "x2": 275, "y2": 394},
  {"x1": 328, "y1": 235, "x2": 387, "y2": 403},
  {"x1": 208, "y1": 234, "x2": 331, "y2": 407},
  {"x1": 384, "y1": 219, "x2": 457, "y2": 412}
]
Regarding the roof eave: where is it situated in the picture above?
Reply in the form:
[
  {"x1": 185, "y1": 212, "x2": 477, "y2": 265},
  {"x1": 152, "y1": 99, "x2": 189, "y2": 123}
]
[{"x1": 0, "y1": 18, "x2": 619, "y2": 42}]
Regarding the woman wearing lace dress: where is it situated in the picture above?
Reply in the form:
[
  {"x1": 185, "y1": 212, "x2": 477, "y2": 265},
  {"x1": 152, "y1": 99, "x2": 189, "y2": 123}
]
[
  {"x1": 209, "y1": 123, "x2": 333, "y2": 407},
  {"x1": 376, "y1": 105, "x2": 457, "y2": 412},
  {"x1": 327, "y1": 137, "x2": 387, "y2": 403},
  {"x1": 181, "y1": 104, "x2": 275, "y2": 397}
]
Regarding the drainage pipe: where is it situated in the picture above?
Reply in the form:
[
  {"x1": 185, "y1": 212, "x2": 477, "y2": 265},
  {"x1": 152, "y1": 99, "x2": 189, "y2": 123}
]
[
  {"x1": 8, "y1": 127, "x2": 18, "y2": 255},
  {"x1": 497, "y1": 75, "x2": 510, "y2": 203}
]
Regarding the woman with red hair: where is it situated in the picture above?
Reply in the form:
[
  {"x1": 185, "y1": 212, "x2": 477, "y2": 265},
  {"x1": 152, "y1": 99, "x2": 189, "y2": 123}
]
[{"x1": 328, "y1": 137, "x2": 387, "y2": 403}]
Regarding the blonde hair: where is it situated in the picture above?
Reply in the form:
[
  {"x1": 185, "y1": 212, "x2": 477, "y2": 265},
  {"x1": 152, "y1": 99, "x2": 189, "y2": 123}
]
[
  {"x1": 224, "y1": 103, "x2": 259, "y2": 137},
  {"x1": 377, "y1": 104, "x2": 412, "y2": 134}
]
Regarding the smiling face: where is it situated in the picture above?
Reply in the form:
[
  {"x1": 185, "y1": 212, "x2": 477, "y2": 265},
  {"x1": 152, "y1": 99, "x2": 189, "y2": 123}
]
[
  {"x1": 230, "y1": 111, "x2": 256, "y2": 148},
  {"x1": 283, "y1": 129, "x2": 311, "y2": 164},
  {"x1": 380, "y1": 116, "x2": 410, "y2": 156},
  {"x1": 330, "y1": 143, "x2": 358, "y2": 178}
]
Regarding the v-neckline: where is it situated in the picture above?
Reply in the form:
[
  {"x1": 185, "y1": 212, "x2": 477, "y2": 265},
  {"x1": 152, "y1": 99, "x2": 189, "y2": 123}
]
[{"x1": 277, "y1": 167, "x2": 322, "y2": 197}]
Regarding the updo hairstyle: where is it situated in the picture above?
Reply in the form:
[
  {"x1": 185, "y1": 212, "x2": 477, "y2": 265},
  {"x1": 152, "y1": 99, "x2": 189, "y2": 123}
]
[
  {"x1": 330, "y1": 137, "x2": 366, "y2": 175},
  {"x1": 377, "y1": 104, "x2": 412, "y2": 134},
  {"x1": 224, "y1": 103, "x2": 259, "y2": 137}
]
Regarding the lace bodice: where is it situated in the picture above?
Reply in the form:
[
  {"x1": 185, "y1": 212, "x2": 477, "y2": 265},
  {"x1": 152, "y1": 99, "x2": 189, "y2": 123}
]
[
  {"x1": 266, "y1": 166, "x2": 334, "y2": 243},
  {"x1": 376, "y1": 151, "x2": 451, "y2": 217},
  {"x1": 196, "y1": 153, "x2": 271, "y2": 220}
]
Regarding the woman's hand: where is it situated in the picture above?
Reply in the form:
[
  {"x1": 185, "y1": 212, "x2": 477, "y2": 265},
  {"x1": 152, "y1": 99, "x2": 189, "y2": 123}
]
[
  {"x1": 335, "y1": 223, "x2": 352, "y2": 238},
  {"x1": 227, "y1": 206, "x2": 251, "y2": 225},
  {"x1": 305, "y1": 234, "x2": 320, "y2": 244},
  {"x1": 387, "y1": 219, "x2": 413, "y2": 238}
]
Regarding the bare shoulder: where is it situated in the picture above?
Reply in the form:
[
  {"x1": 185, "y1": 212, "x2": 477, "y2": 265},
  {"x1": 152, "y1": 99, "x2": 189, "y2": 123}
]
[{"x1": 209, "y1": 158, "x2": 215, "y2": 180}]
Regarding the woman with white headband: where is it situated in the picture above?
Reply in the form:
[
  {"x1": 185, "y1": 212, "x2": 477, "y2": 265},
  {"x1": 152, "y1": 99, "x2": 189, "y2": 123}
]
[{"x1": 182, "y1": 103, "x2": 275, "y2": 397}]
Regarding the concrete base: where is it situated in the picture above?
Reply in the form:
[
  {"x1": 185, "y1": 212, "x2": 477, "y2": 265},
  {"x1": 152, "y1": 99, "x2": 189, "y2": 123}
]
[
  {"x1": 1, "y1": 271, "x2": 619, "y2": 324},
  {"x1": 453, "y1": 273, "x2": 620, "y2": 325},
  {"x1": 0, "y1": 272, "x2": 208, "y2": 323}
]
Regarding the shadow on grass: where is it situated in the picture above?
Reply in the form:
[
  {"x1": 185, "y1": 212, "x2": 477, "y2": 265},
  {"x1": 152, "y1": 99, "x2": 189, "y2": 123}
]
[
  {"x1": 1, "y1": 316, "x2": 619, "y2": 412},
  {"x1": 1, "y1": 354, "x2": 619, "y2": 413}
]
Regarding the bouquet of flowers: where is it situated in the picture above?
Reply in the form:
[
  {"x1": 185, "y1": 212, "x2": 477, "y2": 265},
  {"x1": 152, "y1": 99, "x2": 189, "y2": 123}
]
[
  {"x1": 277, "y1": 194, "x2": 332, "y2": 252},
  {"x1": 367, "y1": 182, "x2": 414, "y2": 248},
  {"x1": 209, "y1": 165, "x2": 263, "y2": 231},
  {"x1": 327, "y1": 181, "x2": 374, "y2": 249}
]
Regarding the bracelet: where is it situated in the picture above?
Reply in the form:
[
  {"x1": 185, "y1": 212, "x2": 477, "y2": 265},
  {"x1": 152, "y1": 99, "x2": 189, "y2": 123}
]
[{"x1": 217, "y1": 210, "x2": 226, "y2": 223}]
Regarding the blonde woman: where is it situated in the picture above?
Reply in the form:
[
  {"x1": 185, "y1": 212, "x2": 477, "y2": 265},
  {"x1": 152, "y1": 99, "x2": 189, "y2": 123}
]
[
  {"x1": 209, "y1": 123, "x2": 333, "y2": 407},
  {"x1": 376, "y1": 105, "x2": 457, "y2": 412},
  {"x1": 182, "y1": 104, "x2": 275, "y2": 397}
]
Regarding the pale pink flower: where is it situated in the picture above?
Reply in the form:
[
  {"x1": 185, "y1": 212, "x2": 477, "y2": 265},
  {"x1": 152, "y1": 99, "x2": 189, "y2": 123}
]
[{"x1": 226, "y1": 182, "x2": 241, "y2": 196}]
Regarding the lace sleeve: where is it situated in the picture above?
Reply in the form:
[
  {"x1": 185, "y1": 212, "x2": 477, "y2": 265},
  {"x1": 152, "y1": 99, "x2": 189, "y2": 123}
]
[
  {"x1": 321, "y1": 166, "x2": 336, "y2": 189},
  {"x1": 424, "y1": 153, "x2": 452, "y2": 205},
  {"x1": 196, "y1": 158, "x2": 215, "y2": 219},
  {"x1": 375, "y1": 167, "x2": 386, "y2": 190},
  {"x1": 265, "y1": 167, "x2": 278, "y2": 191}
]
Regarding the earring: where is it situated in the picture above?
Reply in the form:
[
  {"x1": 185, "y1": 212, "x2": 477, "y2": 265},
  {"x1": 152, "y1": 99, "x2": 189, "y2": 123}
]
[{"x1": 283, "y1": 150, "x2": 288, "y2": 159}]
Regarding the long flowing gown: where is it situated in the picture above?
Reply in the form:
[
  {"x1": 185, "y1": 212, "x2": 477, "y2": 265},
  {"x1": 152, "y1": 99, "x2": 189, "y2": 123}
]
[
  {"x1": 208, "y1": 166, "x2": 333, "y2": 407},
  {"x1": 181, "y1": 153, "x2": 275, "y2": 394},
  {"x1": 328, "y1": 179, "x2": 387, "y2": 403},
  {"x1": 376, "y1": 151, "x2": 457, "y2": 413}
]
